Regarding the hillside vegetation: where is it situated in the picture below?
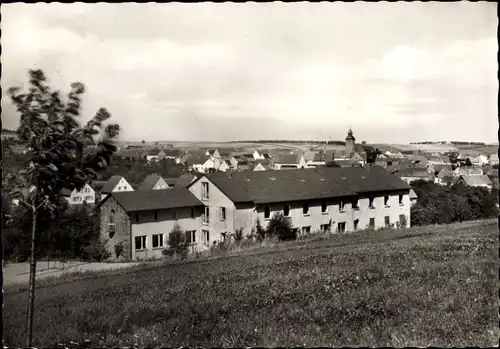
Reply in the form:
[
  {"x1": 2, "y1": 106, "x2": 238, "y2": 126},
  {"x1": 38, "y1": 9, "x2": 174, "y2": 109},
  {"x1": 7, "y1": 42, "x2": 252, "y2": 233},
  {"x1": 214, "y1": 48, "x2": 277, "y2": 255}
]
[{"x1": 4, "y1": 220, "x2": 499, "y2": 347}]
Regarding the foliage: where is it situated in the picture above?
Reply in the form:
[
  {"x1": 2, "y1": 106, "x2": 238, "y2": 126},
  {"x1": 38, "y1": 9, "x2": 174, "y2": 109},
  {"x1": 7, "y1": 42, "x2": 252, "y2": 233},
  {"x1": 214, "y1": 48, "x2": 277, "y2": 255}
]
[
  {"x1": 3, "y1": 221, "x2": 497, "y2": 347},
  {"x1": 234, "y1": 228, "x2": 244, "y2": 242},
  {"x1": 410, "y1": 180, "x2": 497, "y2": 226},
  {"x1": 114, "y1": 242, "x2": 124, "y2": 260},
  {"x1": 266, "y1": 212, "x2": 296, "y2": 241},
  {"x1": 167, "y1": 223, "x2": 190, "y2": 257},
  {"x1": 3, "y1": 204, "x2": 108, "y2": 262},
  {"x1": 254, "y1": 218, "x2": 266, "y2": 241}
]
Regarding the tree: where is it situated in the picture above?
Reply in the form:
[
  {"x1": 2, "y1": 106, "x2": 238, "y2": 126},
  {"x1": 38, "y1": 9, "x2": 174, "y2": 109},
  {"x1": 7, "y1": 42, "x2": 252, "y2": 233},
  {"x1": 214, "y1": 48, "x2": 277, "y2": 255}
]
[
  {"x1": 141, "y1": 140, "x2": 145, "y2": 144},
  {"x1": 266, "y1": 212, "x2": 296, "y2": 241},
  {"x1": 167, "y1": 223, "x2": 189, "y2": 257},
  {"x1": 465, "y1": 158, "x2": 473, "y2": 167},
  {"x1": 6, "y1": 69, "x2": 120, "y2": 347}
]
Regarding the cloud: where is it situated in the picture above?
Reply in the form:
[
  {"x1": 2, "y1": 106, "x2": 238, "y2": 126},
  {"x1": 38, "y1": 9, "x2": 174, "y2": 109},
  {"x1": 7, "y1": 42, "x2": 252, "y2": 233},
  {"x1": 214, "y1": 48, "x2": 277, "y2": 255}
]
[{"x1": 1, "y1": 2, "x2": 497, "y2": 143}]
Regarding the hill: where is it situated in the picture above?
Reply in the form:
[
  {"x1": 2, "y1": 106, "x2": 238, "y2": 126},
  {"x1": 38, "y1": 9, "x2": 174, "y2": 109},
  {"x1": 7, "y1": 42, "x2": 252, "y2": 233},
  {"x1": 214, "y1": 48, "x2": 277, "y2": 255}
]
[{"x1": 4, "y1": 220, "x2": 498, "y2": 347}]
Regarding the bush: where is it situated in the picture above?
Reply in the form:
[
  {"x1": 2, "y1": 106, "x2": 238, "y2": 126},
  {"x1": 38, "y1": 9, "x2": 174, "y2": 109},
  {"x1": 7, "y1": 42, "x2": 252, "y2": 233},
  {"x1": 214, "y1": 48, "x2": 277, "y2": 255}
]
[
  {"x1": 167, "y1": 223, "x2": 190, "y2": 258},
  {"x1": 255, "y1": 218, "x2": 266, "y2": 241},
  {"x1": 114, "y1": 242, "x2": 124, "y2": 260},
  {"x1": 234, "y1": 228, "x2": 244, "y2": 241},
  {"x1": 266, "y1": 212, "x2": 296, "y2": 241}
]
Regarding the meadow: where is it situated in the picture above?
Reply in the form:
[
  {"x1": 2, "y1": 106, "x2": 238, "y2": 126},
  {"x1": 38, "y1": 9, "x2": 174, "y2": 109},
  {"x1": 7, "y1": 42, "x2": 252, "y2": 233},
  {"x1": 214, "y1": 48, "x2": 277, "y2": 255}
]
[{"x1": 4, "y1": 219, "x2": 499, "y2": 348}]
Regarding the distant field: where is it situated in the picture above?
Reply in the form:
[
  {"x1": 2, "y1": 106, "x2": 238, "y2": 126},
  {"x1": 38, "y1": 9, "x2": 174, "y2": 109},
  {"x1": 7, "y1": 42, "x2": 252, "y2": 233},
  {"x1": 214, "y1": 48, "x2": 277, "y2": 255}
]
[{"x1": 4, "y1": 220, "x2": 498, "y2": 347}]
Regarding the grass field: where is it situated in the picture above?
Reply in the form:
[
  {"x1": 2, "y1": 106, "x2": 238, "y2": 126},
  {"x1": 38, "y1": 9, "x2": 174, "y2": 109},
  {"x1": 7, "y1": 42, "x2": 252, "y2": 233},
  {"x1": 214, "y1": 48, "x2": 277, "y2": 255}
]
[{"x1": 4, "y1": 220, "x2": 499, "y2": 347}]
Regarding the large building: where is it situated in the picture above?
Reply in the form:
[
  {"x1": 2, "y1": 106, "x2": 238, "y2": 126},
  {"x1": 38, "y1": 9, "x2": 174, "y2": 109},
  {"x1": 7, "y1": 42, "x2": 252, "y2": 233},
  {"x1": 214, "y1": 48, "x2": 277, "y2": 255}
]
[{"x1": 99, "y1": 166, "x2": 412, "y2": 260}]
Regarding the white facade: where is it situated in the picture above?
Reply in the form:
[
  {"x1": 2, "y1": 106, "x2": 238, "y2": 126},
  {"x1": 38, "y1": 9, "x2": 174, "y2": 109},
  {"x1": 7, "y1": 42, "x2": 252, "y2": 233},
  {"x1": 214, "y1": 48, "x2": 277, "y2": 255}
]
[{"x1": 67, "y1": 183, "x2": 96, "y2": 205}]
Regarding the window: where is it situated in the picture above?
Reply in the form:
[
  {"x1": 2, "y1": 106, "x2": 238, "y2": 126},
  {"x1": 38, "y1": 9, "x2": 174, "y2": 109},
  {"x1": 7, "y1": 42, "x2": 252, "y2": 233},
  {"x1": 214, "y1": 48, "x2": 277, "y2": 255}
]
[
  {"x1": 152, "y1": 234, "x2": 164, "y2": 248},
  {"x1": 339, "y1": 201, "x2": 345, "y2": 212},
  {"x1": 352, "y1": 199, "x2": 359, "y2": 210},
  {"x1": 264, "y1": 205, "x2": 271, "y2": 219},
  {"x1": 369, "y1": 218, "x2": 375, "y2": 229},
  {"x1": 203, "y1": 207, "x2": 210, "y2": 224},
  {"x1": 399, "y1": 195, "x2": 404, "y2": 205},
  {"x1": 354, "y1": 219, "x2": 359, "y2": 230},
  {"x1": 203, "y1": 230, "x2": 210, "y2": 244},
  {"x1": 202, "y1": 182, "x2": 209, "y2": 200},
  {"x1": 384, "y1": 195, "x2": 390, "y2": 206},
  {"x1": 321, "y1": 201, "x2": 328, "y2": 213},
  {"x1": 302, "y1": 226, "x2": 311, "y2": 235},
  {"x1": 135, "y1": 236, "x2": 146, "y2": 250},
  {"x1": 283, "y1": 204, "x2": 290, "y2": 217},
  {"x1": 154, "y1": 210, "x2": 159, "y2": 221},
  {"x1": 84, "y1": 195, "x2": 93, "y2": 201},
  {"x1": 220, "y1": 207, "x2": 226, "y2": 221},
  {"x1": 186, "y1": 230, "x2": 196, "y2": 243},
  {"x1": 108, "y1": 210, "x2": 116, "y2": 233},
  {"x1": 118, "y1": 187, "x2": 122, "y2": 190},
  {"x1": 303, "y1": 203, "x2": 309, "y2": 215},
  {"x1": 221, "y1": 232, "x2": 227, "y2": 241},
  {"x1": 338, "y1": 222, "x2": 346, "y2": 233},
  {"x1": 385, "y1": 216, "x2": 390, "y2": 227},
  {"x1": 369, "y1": 197, "x2": 375, "y2": 209},
  {"x1": 320, "y1": 224, "x2": 330, "y2": 232},
  {"x1": 73, "y1": 196, "x2": 82, "y2": 202},
  {"x1": 135, "y1": 213, "x2": 140, "y2": 223},
  {"x1": 191, "y1": 207, "x2": 196, "y2": 219}
]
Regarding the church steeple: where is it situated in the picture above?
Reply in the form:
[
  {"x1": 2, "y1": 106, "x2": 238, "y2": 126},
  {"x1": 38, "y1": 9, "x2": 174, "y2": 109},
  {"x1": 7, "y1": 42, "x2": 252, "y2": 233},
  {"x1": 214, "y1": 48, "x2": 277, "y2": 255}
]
[{"x1": 345, "y1": 127, "x2": 356, "y2": 156}]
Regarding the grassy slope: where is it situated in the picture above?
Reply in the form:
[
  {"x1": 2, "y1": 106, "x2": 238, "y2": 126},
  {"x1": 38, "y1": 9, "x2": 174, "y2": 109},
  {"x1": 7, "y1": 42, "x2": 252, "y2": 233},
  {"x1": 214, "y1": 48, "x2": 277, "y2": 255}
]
[{"x1": 4, "y1": 220, "x2": 499, "y2": 347}]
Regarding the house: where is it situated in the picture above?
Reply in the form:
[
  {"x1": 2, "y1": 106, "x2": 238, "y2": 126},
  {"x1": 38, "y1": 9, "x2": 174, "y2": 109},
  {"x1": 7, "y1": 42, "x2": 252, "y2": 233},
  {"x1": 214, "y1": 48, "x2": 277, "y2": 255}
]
[
  {"x1": 138, "y1": 174, "x2": 170, "y2": 191},
  {"x1": 185, "y1": 155, "x2": 215, "y2": 173},
  {"x1": 394, "y1": 167, "x2": 432, "y2": 184},
  {"x1": 187, "y1": 166, "x2": 411, "y2": 239},
  {"x1": 98, "y1": 188, "x2": 206, "y2": 260},
  {"x1": 455, "y1": 175, "x2": 493, "y2": 190},
  {"x1": 215, "y1": 159, "x2": 231, "y2": 172},
  {"x1": 230, "y1": 155, "x2": 251, "y2": 171},
  {"x1": 250, "y1": 159, "x2": 272, "y2": 171},
  {"x1": 470, "y1": 155, "x2": 489, "y2": 167},
  {"x1": 261, "y1": 151, "x2": 272, "y2": 160},
  {"x1": 160, "y1": 149, "x2": 183, "y2": 163},
  {"x1": 351, "y1": 153, "x2": 366, "y2": 166},
  {"x1": 252, "y1": 150, "x2": 266, "y2": 160},
  {"x1": 205, "y1": 149, "x2": 221, "y2": 159},
  {"x1": 63, "y1": 183, "x2": 96, "y2": 205},
  {"x1": 100, "y1": 175, "x2": 134, "y2": 200},
  {"x1": 302, "y1": 151, "x2": 317, "y2": 164},
  {"x1": 453, "y1": 167, "x2": 483, "y2": 177},
  {"x1": 489, "y1": 153, "x2": 499, "y2": 166},
  {"x1": 435, "y1": 167, "x2": 454, "y2": 185},
  {"x1": 334, "y1": 159, "x2": 362, "y2": 168},
  {"x1": 273, "y1": 154, "x2": 308, "y2": 170}
]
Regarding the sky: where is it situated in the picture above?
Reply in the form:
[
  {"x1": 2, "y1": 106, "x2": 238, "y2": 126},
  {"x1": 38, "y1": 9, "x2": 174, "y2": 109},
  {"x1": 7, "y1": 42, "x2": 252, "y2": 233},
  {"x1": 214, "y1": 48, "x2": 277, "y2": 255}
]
[{"x1": 1, "y1": 2, "x2": 498, "y2": 143}]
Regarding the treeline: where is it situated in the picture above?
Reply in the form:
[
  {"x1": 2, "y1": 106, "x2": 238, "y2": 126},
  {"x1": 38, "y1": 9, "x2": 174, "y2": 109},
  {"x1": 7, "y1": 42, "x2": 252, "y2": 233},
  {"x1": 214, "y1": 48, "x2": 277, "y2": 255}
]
[
  {"x1": 410, "y1": 141, "x2": 486, "y2": 146},
  {"x1": 3, "y1": 202, "x2": 108, "y2": 262},
  {"x1": 410, "y1": 180, "x2": 497, "y2": 226}
]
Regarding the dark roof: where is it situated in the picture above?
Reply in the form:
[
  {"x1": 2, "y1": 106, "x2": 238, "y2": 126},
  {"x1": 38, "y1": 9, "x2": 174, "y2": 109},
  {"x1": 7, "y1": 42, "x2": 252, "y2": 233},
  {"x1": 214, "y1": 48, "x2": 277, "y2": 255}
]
[
  {"x1": 101, "y1": 175, "x2": 124, "y2": 193},
  {"x1": 395, "y1": 168, "x2": 430, "y2": 177},
  {"x1": 105, "y1": 188, "x2": 205, "y2": 212},
  {"x1": 163, "y1": 149, "x2": 182, "y2": 157},
  {"x1": 185, "y1": 155, "x2": 211, "y2": 166},
  {"x1": 194, "y1": 166, "x2": 410, "y2": 204},
  {"x1": 175, "y1": 174, "x2": 198, "y2": 188},
  {"x1": 90, "y1": 180, "x2": 107, "y2": 191},
  {"x1": 138, "y1": 174, "x2": 164, "y2": 191},
  {"x1": 273, "y1": 153, "x2": 301, "y2": 164},
  {"x1": 165, "y1": 178, "x2": 178, "y2": 186}
]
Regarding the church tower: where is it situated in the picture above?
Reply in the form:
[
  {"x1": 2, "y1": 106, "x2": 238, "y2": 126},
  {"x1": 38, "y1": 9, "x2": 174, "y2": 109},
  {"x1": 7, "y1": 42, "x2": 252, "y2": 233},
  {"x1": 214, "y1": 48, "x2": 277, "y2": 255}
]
[{"x1": 345, "y1": 127, "x2": 356, "y2": 157}]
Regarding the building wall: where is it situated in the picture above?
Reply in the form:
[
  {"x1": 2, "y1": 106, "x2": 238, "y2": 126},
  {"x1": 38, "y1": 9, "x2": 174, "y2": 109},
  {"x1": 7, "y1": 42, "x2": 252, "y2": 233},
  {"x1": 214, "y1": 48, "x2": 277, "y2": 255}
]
[
  {"x1": 250, "y1": 191, "x2": 411, "y2": 234},
  {"x1": 131, "y1": 207, "x2": 203, "y2": 260},
  {"x1": 68, "y1": 183, "x2": 96, "y2": 205},
  {"x1": 188, "y1": 177, "x2": 236, "y2": 245},
  {"x1": 100, "y1": 197, "x2": 131, "y2": 260}
]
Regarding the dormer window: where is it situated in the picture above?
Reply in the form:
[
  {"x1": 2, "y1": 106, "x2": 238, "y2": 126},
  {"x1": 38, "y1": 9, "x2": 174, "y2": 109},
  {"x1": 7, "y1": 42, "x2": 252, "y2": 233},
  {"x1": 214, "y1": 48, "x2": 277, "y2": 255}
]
[
  {"x1": 303, "y1": 203, "x2": 309, "y2": 215},
  {"x1": 384, "y1": 195, "x2": 390, "y2": 207},
  {"x1": 283, "y1": 204, "x2": 290, "y2": 217},
  {"x1": 369, "y1": 197, "x2": 375, "y2": 209}
]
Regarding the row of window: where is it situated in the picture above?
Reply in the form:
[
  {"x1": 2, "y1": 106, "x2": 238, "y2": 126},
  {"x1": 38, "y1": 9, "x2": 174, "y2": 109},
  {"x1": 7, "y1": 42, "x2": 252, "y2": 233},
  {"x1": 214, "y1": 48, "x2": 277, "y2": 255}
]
[
  {"x1": 302, "y1": 215, "x2": 406, "y2": 234},
  {"x1": 262, "y1": 195, "x2": 405, "y2": 219},
  {"x1": 134, "y1": 230, "x2": 210, "y2": 251},
  {"x1": 73, "y1": 195, "x2": 94, "y2": 202}
]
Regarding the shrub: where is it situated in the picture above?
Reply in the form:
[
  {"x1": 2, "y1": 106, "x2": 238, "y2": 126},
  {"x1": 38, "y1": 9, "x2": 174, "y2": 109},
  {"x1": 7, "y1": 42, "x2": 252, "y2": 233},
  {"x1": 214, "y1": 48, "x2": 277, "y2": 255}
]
[
  {"x1": 234, "y1": 228, "x2": 244, "y2": 241},
  {"x1": 167, "y1": 223, "x2": 190, "y2": 258},
  {"x1": 266, "y1": 212, "x2": 296, "y2": 241},
  {"x1": 255, "y1": 218, "x2": 266, "y2": 241}
]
